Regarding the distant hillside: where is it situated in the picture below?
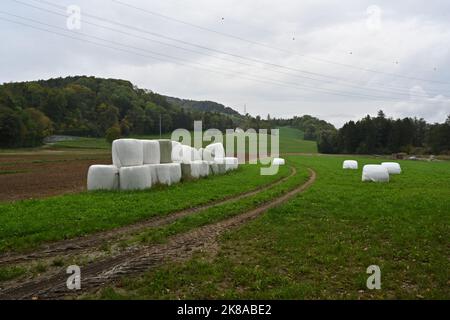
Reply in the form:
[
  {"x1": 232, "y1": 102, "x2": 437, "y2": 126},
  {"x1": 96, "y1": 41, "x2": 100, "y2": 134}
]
[
  {"x1": 0, "y1": 75, "x2": 347, "y2": 152},
  {"x1": 0, "y1": 76, "x2": 237, "y2": 148},
  {"x1": 165, "y1": 96, "x2": 241, "y2": 117},
  {"x1": 271, "y1": 115, "x2": 336, "y2": 141}
]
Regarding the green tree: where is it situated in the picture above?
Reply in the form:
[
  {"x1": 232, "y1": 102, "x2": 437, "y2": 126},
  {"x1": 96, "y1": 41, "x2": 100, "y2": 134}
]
[
  {"x1": 96, "y1": 103, "x2": 119, "y2": 135},
  {"x1": 105, "y1": 124, "x2": 121, "y2": 143},
  {"x1": 0, "y1": 107, "x2": 25, "y2": 147},
  {"x1": 120, "y1": 118, "x2": 131, "y2": 136},
  {"x1": 317, "y1": 130, "x2": 337, "y2": 153},
  {"x1": 22, "y1": 108, "x2": 53, "y2": 146},
  {"x1": 125, "y1": 106, "x2": 146, "y2": 134}
]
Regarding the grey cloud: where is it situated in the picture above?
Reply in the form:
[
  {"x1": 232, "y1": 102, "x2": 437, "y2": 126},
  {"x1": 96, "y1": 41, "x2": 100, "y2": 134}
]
[{"x1": 1, "y1": 0, "x2": 449, "y2": 128}]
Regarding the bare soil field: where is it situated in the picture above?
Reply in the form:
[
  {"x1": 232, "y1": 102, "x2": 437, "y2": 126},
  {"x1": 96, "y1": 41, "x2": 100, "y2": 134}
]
[{"x1": 0, "y1": 151, "x2": 110, "y2": 202}]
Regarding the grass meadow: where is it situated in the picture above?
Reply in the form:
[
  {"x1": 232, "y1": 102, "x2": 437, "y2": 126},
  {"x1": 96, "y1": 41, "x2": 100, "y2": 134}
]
[
  {"x1": 49, "y1": 127, "x2": 318, "y2": 154},
  {"x1": 0, "y1": 164, "x2": 290, "y2": 253},
  {"x1": 0, "y1": 127, "x2": 448, "y2": 299},
  {"x1": 92, "y1": 155, "x2": 449, "y2": 299}
]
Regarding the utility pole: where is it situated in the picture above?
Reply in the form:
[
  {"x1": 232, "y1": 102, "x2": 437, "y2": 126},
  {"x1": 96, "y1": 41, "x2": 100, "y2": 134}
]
[
  {"x1": 244, "y1": 104, "x2": 247, "y2": 115},
  {"x1": 159, "y1": 114, "x2": 162, "y2": 138}
]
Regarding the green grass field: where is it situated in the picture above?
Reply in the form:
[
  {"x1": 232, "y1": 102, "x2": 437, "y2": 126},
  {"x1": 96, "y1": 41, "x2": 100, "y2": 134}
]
[
  {"x1": 0, "y1": 164, "x2": 290, "y2": 253},
  {"x1": 92, "y1": 155, "x2": 449, "y2": 300},
  {"x1": 278, "y1": 127, "x2": 318, "y2": 154},
  {"x1": 0, "y1": 127, "x2": 448, "y2": 299},
  {"x1": 51, "y1": 133, "x2": 174, "y2": 150},
  {"x1": 48, "y1": 127, "x2": 318, "y2": 154}
]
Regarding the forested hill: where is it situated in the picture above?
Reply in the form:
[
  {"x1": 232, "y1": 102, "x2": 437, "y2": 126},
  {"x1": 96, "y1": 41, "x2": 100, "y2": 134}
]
[
  {"x1": 0, "y1": 76, "x2": 238, "y2": 148},
  {"x1": 7, "y1": 76, "x2": 443, "y2": 156},
  {"x1": 317, "y1": 111, "x2": 450, "y2": 155},
  {"x1": 165, "y1": 96, "x2": 241, "y2": 117}
]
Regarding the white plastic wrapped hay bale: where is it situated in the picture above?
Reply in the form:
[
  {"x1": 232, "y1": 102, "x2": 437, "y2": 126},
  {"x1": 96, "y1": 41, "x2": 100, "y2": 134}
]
[
  {"x1": 112, "y1": 139, "x2": 143, "y2": 168},
  {"x1": 158, "y1": 140, "x2": 173, "y2": 164},
  {"x1": 87, "y1": 165, "x2": 119, "y2": 191},
  {"x1": 172, "y1": 145, "x2": 209, "y2": 179},
  {"x1": 381, "y1": 162, "x2": 402, "y2": 174},
  {"x1": 217, "y1": 163, "x2": 227, "y2": 174},
  {"x1": 193, "y1": 148, "x2": 203, "y2": 161},
  {"x1": 202, "y1": 148, "x2": 214, "y2": 163},
  {"x1": 226, "y1": 158, "x2": 239, "y2": 171},
  {"x1": 216, "y1": 157, "x2": 239, "y2": 172},
  {"x1": 142, "y1": 140, "x2": 160, "y2": 164},
  {"x1": 156, "y1": 163, "x2": 181, "y2": 186},
  {"x1": 194, "y1": 160, "x2": 210, "y2": 177},
  {"x1": 181, "y1": 163, "x2": 200, "y2": 179},
  {"x1": 144, "y1": 164, "x2": 158, "y2": 183},
  {"x1": 273, "y1": 158, "x2": 285, "y2": 165},
  {"x1": 205, "y1": 143, "x2": 239, "y2": 172},
  {"x1": 208, "y1": 162, "x2": 218, "y2": 175},
  {"x1": 119, "y1": 165, "x2": 152, "y2": 190},
  {"x1": 179, "y1": 145, "x2": 207, "y2": 162},
  {"x1": 201, "y1": 148, "x2": 218, "y2": 174},
  {"x1": 362, "y1": 165, "x2": 389, "y2": 183},
  {"x1": 181, "y1": 145, "x2": 195, "y2": 163},
  {"x1": 205, "y1": 143, "x2": 225, "y2": 159},
  {"x1": 170, "y1": 163, "x2": 182, "y2": 184},
  {"x1": 180, "y1": 161, "x2": 209, "y2": 179},
  {"x1": 208, "y1": 163, "x2": 226, "y2": 175},
  {"x1": 343, "y1": 160, "x2": 358, "y2": 170},
  {"x1": 198, "y1": 148, "x2": 206, "y2": 160},
  {"x1": 171, "y1": 141, "x2": 183, "y2": 162}
]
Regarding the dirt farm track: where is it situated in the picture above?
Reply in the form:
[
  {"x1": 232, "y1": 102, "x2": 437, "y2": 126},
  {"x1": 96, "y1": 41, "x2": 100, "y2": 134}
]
[{"x1": 0, "y1": 150, "x2": 110, "y2": 202}]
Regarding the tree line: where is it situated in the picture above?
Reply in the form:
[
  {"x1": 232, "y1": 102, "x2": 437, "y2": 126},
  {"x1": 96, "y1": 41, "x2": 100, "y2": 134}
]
[
  {"x1": 270, "y1": 115, "x2": 336, "y2": 140},
  {"x1": 0, "y1": 76, "x2": 238, "y2": 147},
  {"x1": 1, "y1": 76, "x2": 448, "y2": 155},
  {"x1": 317, "y1": 111, "x2": 450, "y2": 155}
]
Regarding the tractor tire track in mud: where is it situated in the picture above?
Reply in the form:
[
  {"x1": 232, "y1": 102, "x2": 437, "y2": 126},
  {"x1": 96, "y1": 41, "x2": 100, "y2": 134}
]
[
  {"x1": 0, "y1": 168, "x2": 316, "y2": 300},
  {"x1": 0, "y1": 167, "x2": 296, "y2": 266}
]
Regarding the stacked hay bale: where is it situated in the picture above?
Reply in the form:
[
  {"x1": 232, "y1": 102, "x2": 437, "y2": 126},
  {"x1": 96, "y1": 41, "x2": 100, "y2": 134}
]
[
  {"x1": 174, "y1": 144, "x2": 209, "y2": 179},
  {"x1": 202, "y1": 146, "x2": 225, "y2": 174},
  {"x1": 112, "y1": 139, "x2": 152, "y2": 191},
  {"x1": 143, "y1": 140, "x2": 160, "y2": 183},
  {"x1": 143, "y1": 139, "x2": 182, "y2": 186},
  {"x1": 87, "y1": 140, "x2": 237, "y2": 192},
  {"x1": 87, "y1": 165, "x2": 119, "y2": 191},
  {"x1": 362, "y1": 165, "x2": 390, "y2": 183},
  {"x1": 204, "y1": 143, "x2": 239, "y2": 172}
]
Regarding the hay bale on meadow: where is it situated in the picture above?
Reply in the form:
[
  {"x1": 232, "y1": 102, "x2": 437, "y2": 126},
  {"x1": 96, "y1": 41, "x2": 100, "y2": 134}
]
[
  {"x1": 112, "y1": 139, "x2": 143, "y2": 168},
  {"x1": 205, "y1": 143, "x2": 225, "y2": 159},
  {"x1": 171, "y1": 141, "x2": 183, "y2": 162},
  {"x1": 362, "y1": 165, "x2": 389, "y2": 183},
  {"x1": 156, "y1": 163, "x2": 182, "y2": 186},
  {"x1": 119, "y1": 165, "x2": 152, "y2": 190},
  {"x1": 273, "y1": 158, "x2": 286, "y2": 165},
  {"x1": 142, "y1": 140, "x2": 160, "y2": 164},
  {"x1": 216, "y1": 157, "x2": 239, "y2": 172},
  {"x1": 343, "y1": 160, "x2": 358, "y2": 169},
  {"x1": 87, "y1": 165, "x2": 119, "y2": 191},
  {"x1": 381, "y1": 162, "x2": 402, "y2": 174},
  {"x1": 158, "y1": 140, "x2": 173, "y2": 164}
]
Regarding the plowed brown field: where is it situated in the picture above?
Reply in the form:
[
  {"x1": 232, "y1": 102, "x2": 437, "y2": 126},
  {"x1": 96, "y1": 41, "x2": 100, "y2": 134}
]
[{"x1": 0, "y1": 151, "x2": 110, "y2": 202}]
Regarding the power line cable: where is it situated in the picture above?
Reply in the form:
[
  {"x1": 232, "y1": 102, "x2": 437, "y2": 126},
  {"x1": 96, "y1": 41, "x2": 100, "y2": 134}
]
[
  {"x1": 110, "y1": 0, "x2": 448, "y2": 84},
  {"x1": 16, "y1": 0, "x2": 448, "y2": 98},
  {"x1": 1, "y1": 13, "x2": 419, "y2": 102},
  {"x1": 9, "y1": 1, "x2": 439, "y2": 99},
  {"x1": 31, "y1": 0, "x2": 450, "y2": 87}
]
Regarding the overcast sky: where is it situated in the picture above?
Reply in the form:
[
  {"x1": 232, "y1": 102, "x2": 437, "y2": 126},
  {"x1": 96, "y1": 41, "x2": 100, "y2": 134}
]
[{"x1": 1, "y1": 0, "x2": 449, "y2": 127}]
